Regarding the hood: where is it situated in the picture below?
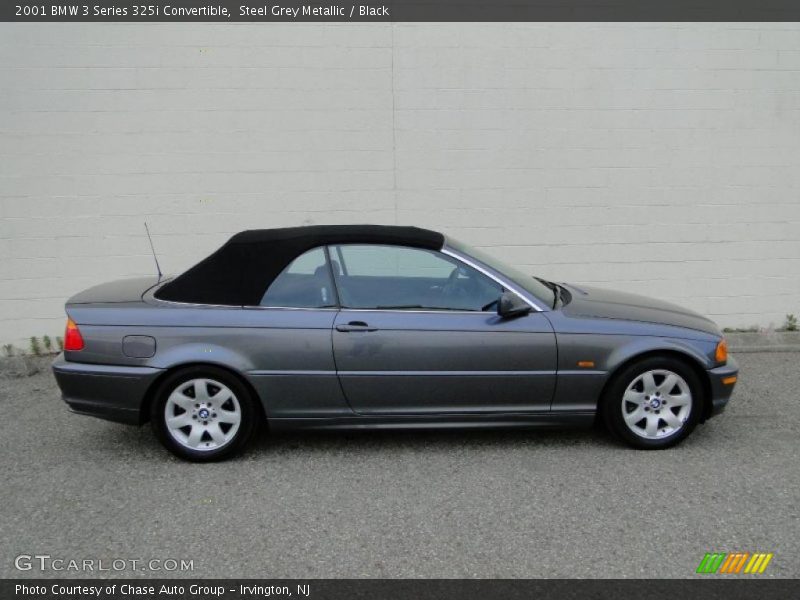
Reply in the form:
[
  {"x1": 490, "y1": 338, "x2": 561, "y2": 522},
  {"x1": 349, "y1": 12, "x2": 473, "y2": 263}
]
[
  {"x1": 561, "y1": 283, "x2": 721, "y2": 337},
  {"x1": 67, "y1": 276, "x2": 161, "y2": 305}
]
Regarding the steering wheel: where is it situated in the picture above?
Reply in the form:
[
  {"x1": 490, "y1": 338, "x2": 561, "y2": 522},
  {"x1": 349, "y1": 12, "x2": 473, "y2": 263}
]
[
  {"x1": 448, "y1": 266, "x2": 461, "y2": 283},
  {"x1": 441, "y1": 266, "x2": 474, "y2": 304}
]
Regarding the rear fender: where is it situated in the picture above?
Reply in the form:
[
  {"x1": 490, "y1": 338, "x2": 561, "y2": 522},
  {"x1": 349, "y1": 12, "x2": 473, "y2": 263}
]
[
  {"x1": 139, "y1": 345, "x2": 262, "y2": 425},
  {"x1": 150, "y1": 343, "x2": 256, "y2": 373}
]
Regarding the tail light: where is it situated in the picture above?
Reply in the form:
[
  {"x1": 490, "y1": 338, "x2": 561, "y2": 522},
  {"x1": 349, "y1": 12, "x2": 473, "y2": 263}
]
[{"x1": 64, "y1": 317, "x2": 85, "y2": 351}]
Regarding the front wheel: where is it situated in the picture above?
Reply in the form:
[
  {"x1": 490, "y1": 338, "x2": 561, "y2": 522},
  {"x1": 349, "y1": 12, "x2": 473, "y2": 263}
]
[
  {"x1": 602, "y1": 356, "x2": 703, "y2": 449},
  {"x1": 151, "y1": 366, "x2": 259, "y2": 462}
]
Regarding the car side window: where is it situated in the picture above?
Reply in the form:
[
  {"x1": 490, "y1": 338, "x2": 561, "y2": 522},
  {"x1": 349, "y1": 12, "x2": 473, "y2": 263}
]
[
  {"x1": 260, "y1": 247, "x2": 335, "y2": 308},
  {"x1": 329, "y1": 244, "x2": 503, "y2": 311}
]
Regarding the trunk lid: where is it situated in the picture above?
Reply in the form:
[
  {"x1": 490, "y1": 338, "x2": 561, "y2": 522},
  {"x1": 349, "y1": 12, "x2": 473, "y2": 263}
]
[{"x1": 67, "y1": 276, "x2": 161, "y2": 305}]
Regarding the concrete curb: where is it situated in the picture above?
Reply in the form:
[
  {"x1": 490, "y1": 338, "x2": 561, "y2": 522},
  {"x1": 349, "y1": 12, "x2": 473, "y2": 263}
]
[{"x1": 725, "y1": 331, "x2": 800, "y2": 353}]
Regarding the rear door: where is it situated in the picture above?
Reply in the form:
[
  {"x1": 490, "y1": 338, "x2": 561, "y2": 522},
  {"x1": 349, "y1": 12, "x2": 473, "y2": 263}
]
[{"x1": 329, "y1": 244, "x2": 557, "y2": 415}]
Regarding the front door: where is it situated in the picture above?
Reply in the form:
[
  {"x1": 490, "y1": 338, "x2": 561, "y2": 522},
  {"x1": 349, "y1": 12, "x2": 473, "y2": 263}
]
[{"x1": 329, "y1": 244, "x2": 557, "y2": 415}]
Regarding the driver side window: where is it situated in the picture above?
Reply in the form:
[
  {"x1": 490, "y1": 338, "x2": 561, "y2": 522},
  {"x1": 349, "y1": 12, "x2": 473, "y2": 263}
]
[{"x1": 329, "y1": 244, "x2": 503, "y2": 311}]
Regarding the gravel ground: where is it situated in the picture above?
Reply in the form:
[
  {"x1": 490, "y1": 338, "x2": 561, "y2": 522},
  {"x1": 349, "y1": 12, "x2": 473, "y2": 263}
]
[{"x1": 1, "y1": 352, "x2": 798, "y2": 579}]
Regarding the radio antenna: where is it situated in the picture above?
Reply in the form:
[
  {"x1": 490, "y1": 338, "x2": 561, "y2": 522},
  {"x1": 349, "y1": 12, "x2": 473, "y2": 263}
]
[{"x1": 144, "y1": 222, "x2": 163, "y2": 280}]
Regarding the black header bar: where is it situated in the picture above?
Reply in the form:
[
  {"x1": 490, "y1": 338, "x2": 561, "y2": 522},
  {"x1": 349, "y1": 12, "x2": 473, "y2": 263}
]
[
  {"x1": 3, "y1": 579, "x2": 799, "y2": 600},
  {"x1": 3, "y1": 1, "x2": 800, "y2": 22}
]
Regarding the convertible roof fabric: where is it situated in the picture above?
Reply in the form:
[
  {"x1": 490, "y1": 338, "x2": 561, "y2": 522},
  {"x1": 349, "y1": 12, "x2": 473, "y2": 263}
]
[{"x1": 155, "y1": 225, "x2": 445, "y2": 306}]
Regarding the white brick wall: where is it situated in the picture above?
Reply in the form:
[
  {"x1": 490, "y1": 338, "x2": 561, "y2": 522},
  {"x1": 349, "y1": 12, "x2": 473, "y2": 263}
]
[{"x1": 2, "y1": 23, "x2": 799, "y2": 347}]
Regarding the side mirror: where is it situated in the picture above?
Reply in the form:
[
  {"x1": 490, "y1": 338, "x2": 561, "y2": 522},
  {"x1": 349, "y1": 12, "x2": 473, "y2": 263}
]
[{"x1": 497, "y1": 291, "x2": 532, "y2": 319}]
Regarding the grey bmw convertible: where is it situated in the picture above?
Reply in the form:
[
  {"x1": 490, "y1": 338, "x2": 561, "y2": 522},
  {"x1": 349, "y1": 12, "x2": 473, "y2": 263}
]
[{"x1": 53, "y1": 225, "x2": 738, "y2": 461}]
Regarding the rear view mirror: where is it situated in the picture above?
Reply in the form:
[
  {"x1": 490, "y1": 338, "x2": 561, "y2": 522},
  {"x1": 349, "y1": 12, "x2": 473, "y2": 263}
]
[{"x1": 497, "y1": 291, "x2": 531, "y2": 319}]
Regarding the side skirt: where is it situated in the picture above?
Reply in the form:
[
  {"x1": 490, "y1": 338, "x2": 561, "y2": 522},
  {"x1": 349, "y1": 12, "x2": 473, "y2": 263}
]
[{"x1": 268, "y1": 412, "x2": 595, "y2": 432}]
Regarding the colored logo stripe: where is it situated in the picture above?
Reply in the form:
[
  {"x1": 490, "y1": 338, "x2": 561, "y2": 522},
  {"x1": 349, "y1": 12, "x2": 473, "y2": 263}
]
[
  {"x1": 719, "y1": 552, "x2": 749, "y2": 573},
  {"x1": 697, "y1": 553, "x2": 726, "y2": 574},
  {"x1": 744, "y1": 553, "x2": 773, "y2": 574},
  {"x1": 697, "y1": 552, "x2": 773, "y2": 574}
]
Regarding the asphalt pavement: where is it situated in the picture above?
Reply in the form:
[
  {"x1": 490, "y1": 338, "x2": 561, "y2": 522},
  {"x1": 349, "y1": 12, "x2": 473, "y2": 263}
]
[{"x1": 1, "y1": 352, "x2": 798, "y2": 578}]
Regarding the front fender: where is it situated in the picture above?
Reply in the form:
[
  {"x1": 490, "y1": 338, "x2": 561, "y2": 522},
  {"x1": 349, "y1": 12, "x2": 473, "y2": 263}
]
[
  {"x1": 551, "y1": 333, "x2": 718, "y2": 412},
  {"x1": 604, "y1": 336, "x2": 717, "y2": 373}
]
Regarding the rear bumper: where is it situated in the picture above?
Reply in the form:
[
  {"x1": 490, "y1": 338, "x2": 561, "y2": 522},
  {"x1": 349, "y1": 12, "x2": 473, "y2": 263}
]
[
  {"x1": 52, "y1": 354, "x2": 163, "y2": 425},
  {"x1": 706, "y1": 355, "x2": 739, "y2": 418}
]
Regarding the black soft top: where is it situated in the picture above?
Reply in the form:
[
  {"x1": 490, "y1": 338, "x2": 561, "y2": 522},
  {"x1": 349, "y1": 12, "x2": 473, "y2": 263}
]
[{"x1": 155, "y1": 225, "x2": 445, "y2": 306}]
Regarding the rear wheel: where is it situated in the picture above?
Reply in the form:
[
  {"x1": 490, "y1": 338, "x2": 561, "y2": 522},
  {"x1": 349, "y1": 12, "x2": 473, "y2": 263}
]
[
  {"x1": 151, "y1": 366, "x2": 258, "y2": 462},
  {"x1": 602, "y1": 356, "x2": 702, "y2": 449}
]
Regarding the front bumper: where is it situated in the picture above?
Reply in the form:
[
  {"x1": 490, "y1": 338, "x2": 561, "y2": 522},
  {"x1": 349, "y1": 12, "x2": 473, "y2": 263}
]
[
  {"x1": 706, "y1": 354, "x2": 739, "y2": 418},
  {"x1": 52, "y1": 354, "x2": 163, "y2": 425}
]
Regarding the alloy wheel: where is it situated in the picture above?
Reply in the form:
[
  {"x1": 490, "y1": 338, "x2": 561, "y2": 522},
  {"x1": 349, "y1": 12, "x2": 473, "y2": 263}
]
[
  {"x1": 164, "y1": 378, "x2": 242, "y2": 451},
  {"x1": 621, "y1": 369, "x2": 692, "y2": 439}
]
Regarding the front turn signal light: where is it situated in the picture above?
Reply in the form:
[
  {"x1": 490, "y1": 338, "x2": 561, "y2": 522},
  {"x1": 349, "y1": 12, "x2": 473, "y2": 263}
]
[
  {"x1": 64, "y1": 317, "x2": 85, "y2": 351},
  {"x1": 715, "y1": 339, "x2": 728, "y2": 365}
]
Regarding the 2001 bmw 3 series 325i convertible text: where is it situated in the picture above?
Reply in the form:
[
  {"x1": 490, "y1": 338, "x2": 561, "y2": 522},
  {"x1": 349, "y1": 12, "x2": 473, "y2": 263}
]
[{"x1": 53, "y1": 225, "x2": 738, "y2": 461}]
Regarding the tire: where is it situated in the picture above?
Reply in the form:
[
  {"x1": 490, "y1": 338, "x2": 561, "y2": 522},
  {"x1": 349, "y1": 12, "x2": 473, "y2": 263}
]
[
  {"x1": 151, "y1": 366, "x2": 259, "y2": 462},
  {"x1": 602, "y1": 356, "x2": 703, "y2": 450}
]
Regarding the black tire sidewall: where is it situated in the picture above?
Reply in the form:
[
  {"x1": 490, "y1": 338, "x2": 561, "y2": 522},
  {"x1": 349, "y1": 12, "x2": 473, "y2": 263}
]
[
  {"x1": 603, "y1": 356, "x2": 703, "y2": 450},
  {"x1": 151, "y1": 366, "x2": 258, "y2": 462}
]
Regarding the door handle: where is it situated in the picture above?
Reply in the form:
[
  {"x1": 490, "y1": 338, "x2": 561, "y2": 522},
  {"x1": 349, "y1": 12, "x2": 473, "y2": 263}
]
[{"x1": 336, "y1": 321, "x2": 378, "y2": 332}]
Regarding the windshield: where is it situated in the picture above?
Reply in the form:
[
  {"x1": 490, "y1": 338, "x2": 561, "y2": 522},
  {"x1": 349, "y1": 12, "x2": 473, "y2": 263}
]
[{"x1": 445, "y1": 237, "x2": 556, "y2": 308}]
